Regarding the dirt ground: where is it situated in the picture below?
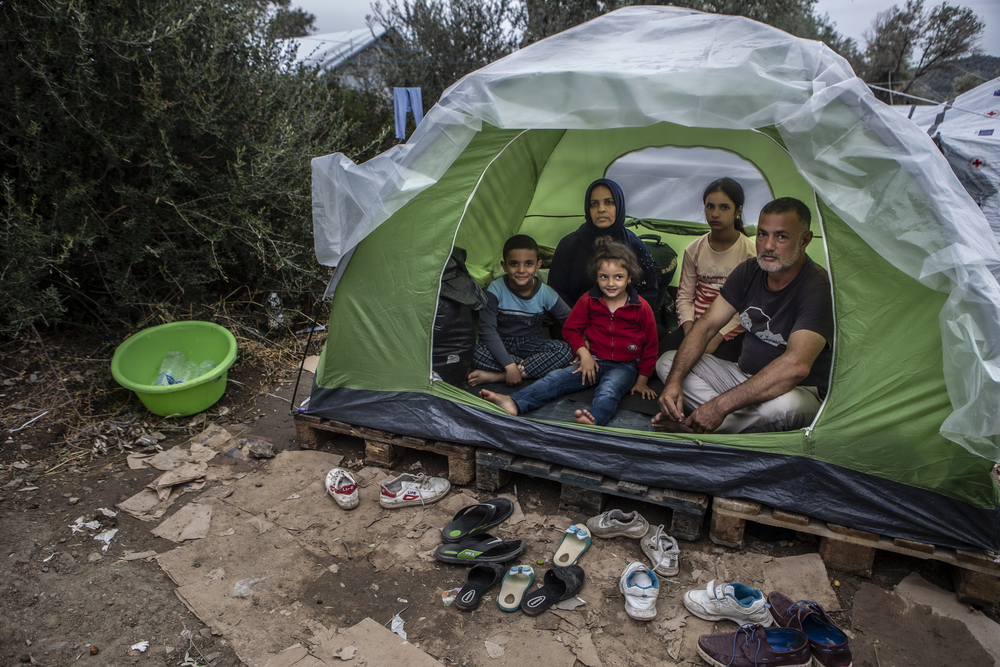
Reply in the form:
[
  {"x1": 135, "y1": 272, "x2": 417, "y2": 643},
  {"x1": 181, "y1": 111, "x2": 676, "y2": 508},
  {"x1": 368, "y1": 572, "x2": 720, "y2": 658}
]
[{"x1": 2, "y1": 333, "x2": 999, "y2": 667}]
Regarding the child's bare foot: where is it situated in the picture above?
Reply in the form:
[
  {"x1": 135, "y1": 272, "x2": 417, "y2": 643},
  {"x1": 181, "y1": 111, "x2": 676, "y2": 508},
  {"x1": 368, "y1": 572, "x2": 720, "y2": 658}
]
[
  {"x1": 479, "y1": 389, "x2": 519, "y2": 417},
  {"x1": 573, "y1": 409, "x2": 597, "y2": 425},
  {"x1": 468, "y1": 369, "x2": 506, "y2": 386}
]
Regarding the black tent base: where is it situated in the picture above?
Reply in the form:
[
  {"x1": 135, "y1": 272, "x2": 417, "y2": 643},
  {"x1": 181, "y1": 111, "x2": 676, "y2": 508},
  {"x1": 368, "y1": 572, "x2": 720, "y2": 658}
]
[{"x1": 305, "y1": 385, "x2": 1000, "y2": 554}]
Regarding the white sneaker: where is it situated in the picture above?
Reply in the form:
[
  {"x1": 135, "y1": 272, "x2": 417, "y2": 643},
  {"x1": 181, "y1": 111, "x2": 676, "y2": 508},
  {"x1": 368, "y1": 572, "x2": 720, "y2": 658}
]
[
  {"x1": 586, "y1": 509, "x2": 649, "y2": 538},
  {"x1": 641, "y1": 524, "x2": 680, "y2": 576},
  {"x1": 683, "y1": 580, "x2": 772, "y2": 626},
  {"x1": 620, "y1": 562, "x2": 659, "y2": 621},
  {"x1": 379, "y1": 473, "x2": 451, "y2": 508},
  {"x1": 325, "y1": 468, "x2": 359, "y2": 509}
]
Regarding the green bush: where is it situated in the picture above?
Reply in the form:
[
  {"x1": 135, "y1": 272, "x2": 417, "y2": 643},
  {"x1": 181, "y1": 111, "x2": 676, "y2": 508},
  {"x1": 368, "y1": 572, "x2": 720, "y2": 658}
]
[{"x1": 1, "y1": 0, "x2": 393, "y2": 336}]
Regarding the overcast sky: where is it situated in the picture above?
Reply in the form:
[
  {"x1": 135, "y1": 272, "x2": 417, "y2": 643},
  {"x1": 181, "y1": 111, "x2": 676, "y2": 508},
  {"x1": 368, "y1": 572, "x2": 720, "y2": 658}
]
[{"x1": 295, "y1": 0, "x2": 999, "y2": 59}]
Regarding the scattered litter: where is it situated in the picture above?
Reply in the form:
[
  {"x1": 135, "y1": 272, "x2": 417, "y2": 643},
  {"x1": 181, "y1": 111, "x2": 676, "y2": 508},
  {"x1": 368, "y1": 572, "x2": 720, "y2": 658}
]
[
  {"x1": 485, "y1": 640, "x2": 505, "y2": 659},
  {"x1": 97, "y1": 507, "x2": 117, "y2": 517},
  {"x1": 122, "y1": 550, "x2": 158, "y2": 561},
  {"x1": 17, "y1": 486, "x2": 40, "y2": 492},
  {"x1": 408, "y1": 461, "x2": 423, "y2": 471},
  {"x1": 332, "y1": 646, "x2": 357, "y2": 661},
  {"x1": 390, "y1": 614, "x2": 407, "y2": 640},
  {"x1": 70, "y1": 517, "x2": 101, "y2": 533},
  {"x1": 233, "y1": 577, "x2": 268, "y2": 598},
  {"x1": 552, "y1": 596, "x2": 586, "y2": 611},
  {"x1": 94, "y1": 528, "x2": 118, "y2": 552},
  {"x1": 397, "y1": 598, "x2": 408, "y2": 603},
  {"x1": 43, "y1": 552, "x2": 56, "y2": 563},
  {"x1": 216, "y1": 528, "x2": 235, "y2": 537},
  {"x1": 441, "y1": 588, "x2": 461, "y2": 606},
  {"x1": 151, "y1": 503, "x2": 213, "y2": 542},
  {"x1": 11, "y1": 411, "x2": 48, "y2": 432},
  {"x1": 130, "y1": 641, "x2": 149, "y2": 652},
  {"x1": 285, "y1": 494, "x2": 301, "y2": 500}
]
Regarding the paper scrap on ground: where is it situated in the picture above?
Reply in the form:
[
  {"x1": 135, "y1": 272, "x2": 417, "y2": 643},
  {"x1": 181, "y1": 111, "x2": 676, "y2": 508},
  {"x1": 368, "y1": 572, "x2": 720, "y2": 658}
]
[
  {"x1": 152, "y1": 503, "x2": 213, "y2": 542},
  {"x1": 148, "y1": 462, "x2": 208, "y2": 500},
  {"x1": 390, "y1": 614, "x2": 407, "y2": 640},
  {"x1": 94, "y1": 529, "x2": 118, "y2": 551},
  {"x1": 122, "y1": 550, "x2": 158, "y2": 561}
]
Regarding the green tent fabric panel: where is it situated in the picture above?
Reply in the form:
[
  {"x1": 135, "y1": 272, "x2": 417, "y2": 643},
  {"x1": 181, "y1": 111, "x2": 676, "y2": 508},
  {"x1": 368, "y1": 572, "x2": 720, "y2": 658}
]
[
  {"x1": 804, "y1": 201, "x2": 998, "y2": 507},
  {"x1": 519, "y1": 124, "x2": 819, "y2": 252},
  {"x1": 455, "y1": 128, "x2": 565, "y2": 284},
  {"x1": 318, "y1": 127, "x2": 534, "y2": 392}
]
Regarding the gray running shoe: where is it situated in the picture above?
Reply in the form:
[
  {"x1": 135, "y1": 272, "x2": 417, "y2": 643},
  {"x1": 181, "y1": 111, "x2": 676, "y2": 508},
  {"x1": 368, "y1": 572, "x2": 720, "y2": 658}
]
[
  {"x1": 641, "y1": 524, "x2": 680, "y2": 576},
  {"x1": 585, "y1": 509, "x2": 649, "y2": 538}
]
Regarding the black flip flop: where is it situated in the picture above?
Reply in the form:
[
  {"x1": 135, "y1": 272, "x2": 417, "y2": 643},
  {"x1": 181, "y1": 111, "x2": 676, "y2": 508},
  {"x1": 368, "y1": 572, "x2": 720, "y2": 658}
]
[
  {"x1": 520, "y1": 565, "x2": 586, "y2": 616},
  {"x1": 455, "y1": 562, "x2": 507, "y2": 611},
  {"x1": 434, "y1": 534, "x2": 526, "y2": 564},
  {"x1": 441, "y1": 498, "x2": 515, "y2": 543}
]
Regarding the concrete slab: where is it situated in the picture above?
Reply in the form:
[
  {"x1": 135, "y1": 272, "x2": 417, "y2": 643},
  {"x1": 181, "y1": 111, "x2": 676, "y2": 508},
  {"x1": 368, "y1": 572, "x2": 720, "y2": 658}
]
[
  {"x1": 896, "y1": 572, "x2": 1000, "y2": 665},
  {"x1": 851, "y1": 582, "x2": 994, "y2": 667}
]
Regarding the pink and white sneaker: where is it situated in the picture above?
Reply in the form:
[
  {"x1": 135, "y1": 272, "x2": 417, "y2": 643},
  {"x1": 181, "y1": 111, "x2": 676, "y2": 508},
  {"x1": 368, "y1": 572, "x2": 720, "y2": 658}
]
[
  {"x1": 325, "y1": 468, "x2": 359, "y2": 509},
  {"x1": 379, "y1": 473, "x2": 450, "y2": 508}
]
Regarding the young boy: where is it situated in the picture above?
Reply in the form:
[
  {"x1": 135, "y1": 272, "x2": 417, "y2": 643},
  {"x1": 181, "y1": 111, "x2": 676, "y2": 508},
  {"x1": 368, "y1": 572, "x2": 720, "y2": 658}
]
[{"x1": 468, "y1": 234, "x2": 573, "y2": 386}]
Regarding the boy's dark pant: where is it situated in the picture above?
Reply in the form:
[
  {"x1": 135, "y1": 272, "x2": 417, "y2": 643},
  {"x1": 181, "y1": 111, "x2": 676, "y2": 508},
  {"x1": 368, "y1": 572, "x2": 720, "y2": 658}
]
[{"x1": 473, "y1": 336, "x2": 572, "y2": 379}]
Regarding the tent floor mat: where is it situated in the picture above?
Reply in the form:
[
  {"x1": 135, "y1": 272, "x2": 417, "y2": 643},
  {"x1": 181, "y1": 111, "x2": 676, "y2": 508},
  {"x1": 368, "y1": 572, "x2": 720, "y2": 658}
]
[
  {"x1": 464, "y1": 376, "x2": 664, "y2": 426},
  {"x1": 475, "y1": 448, "x2": 709, "y2": 541},
  {"x1": 294, "y1": 414, "x2": 476, "y2": 485},
  {"x1": 711, "y1": 496, "x2": 1000, "y2": 606}
]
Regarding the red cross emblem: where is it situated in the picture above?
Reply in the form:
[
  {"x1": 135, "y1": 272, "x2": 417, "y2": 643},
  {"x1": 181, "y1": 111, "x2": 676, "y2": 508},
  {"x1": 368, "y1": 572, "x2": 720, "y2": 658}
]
[
  {"x1": 988, "y1": 110, "x2": 998, "y2": 117},
  {"x1": 970, "y1": 157, "x2": 986, "y2": 168}
]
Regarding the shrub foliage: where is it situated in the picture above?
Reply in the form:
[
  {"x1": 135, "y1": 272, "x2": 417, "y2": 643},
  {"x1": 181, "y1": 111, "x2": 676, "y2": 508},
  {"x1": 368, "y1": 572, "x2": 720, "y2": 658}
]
[{"x1": 1, "y1": 0, "x2": 393, "y2": 336}]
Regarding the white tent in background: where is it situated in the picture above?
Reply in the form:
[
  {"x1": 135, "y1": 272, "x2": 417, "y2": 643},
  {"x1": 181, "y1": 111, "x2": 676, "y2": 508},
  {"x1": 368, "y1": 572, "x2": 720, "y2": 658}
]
[
  {"x1": 279, "y1": 28, "x2": 391, "y2": 88},
  {"x1": 893, "y1": 78, "x2": 1000, "y2": 241}
]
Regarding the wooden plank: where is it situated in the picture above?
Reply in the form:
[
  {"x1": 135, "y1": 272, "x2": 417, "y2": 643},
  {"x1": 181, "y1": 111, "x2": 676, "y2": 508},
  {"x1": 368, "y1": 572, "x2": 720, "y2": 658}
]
[
  {"x1": 559, "y1": 467, "x2": 604, "y2": 486},
  {"x1": 521, "y1": 458, "x2": 555, "y2": 475},
  {"x1": 711, "y1": 497, "x2": 1000, "y2": 578},
  {"x1": 617, "y1": 481, "x2": 648, "y2": 497},
  {"x1": 772, "y1": 509, "x2": 810, "y2": 526},
  {"x1": 714, "y1": 497, "x2": 762, "y2": 516},
  {"x1": 429, "y1": 441, "x2": 477, "y2": 459}
]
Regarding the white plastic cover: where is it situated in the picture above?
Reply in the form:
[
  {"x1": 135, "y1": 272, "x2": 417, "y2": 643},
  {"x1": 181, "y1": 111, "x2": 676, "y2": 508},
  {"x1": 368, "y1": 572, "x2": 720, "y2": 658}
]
[{"x1": 311, "y1": 7, "x2": 1000, "y2": 456}]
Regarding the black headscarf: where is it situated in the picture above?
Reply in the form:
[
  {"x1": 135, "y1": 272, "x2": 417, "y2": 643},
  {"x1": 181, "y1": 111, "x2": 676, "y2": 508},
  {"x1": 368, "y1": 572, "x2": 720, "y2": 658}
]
[{"x1": 579, "y1": 178, "x2": 629, "y2": 243}]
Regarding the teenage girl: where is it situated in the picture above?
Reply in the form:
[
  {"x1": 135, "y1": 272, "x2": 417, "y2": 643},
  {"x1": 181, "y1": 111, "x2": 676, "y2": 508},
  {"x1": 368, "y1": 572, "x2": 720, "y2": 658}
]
[
  {"x1": 480, "y1": 238, "x2": 658, "y2": 427},
  {"x1": 671, "y1": 177, "x2": 756, "y2": 356}
]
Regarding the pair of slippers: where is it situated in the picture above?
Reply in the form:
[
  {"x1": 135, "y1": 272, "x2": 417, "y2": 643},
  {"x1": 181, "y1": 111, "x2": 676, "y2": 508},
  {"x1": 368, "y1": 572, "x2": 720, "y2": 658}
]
[
  {"x1": 455, "y1": 563, "x2": 586, "y2": 614},
  {"x1": 435, "y1": 498, "x2": 525, "y2": 564}
]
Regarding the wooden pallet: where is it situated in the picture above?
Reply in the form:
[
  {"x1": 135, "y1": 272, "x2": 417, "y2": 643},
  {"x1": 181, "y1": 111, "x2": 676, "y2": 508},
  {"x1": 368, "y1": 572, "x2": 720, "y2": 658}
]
[
  {"x1": 710, "y1": 496, "x2": 1000, "y2": 607},
  {"x1": 476, "y1": 449, "x2": 709, "y2": 541},
  {"x1": 293, "y1": 414, "x2": 476, "y2": 485}
]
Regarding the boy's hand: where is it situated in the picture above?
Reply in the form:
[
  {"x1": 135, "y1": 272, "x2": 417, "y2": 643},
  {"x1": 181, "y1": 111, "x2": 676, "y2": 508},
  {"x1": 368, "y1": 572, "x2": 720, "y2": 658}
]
[
  {"x1": 630, "y1": 375, "x2": 657, "y2": 399},
  {"x1": 572, "y1": 348, "x2": 598, "y2": 385},
  {"x1": 504, "y1": 363, "x2": 522, "y2": 386}
]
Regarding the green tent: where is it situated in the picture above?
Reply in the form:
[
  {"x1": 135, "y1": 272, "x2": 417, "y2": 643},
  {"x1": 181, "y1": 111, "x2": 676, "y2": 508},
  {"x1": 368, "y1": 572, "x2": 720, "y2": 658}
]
[{"x1": 308, "y1": 7, "x2": 1000, "y2": 551}]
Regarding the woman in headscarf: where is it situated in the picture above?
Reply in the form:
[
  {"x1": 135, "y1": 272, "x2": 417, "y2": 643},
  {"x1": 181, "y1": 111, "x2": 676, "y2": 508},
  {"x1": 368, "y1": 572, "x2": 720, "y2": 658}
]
[{"x1": 547, "y1": 178, "x2": 659, "y2": 308}]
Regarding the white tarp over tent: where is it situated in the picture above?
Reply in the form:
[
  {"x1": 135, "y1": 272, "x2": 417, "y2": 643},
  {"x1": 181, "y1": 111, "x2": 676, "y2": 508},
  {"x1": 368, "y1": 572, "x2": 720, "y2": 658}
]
[
  {"x1": 893, "y1": 77, "x2": 1000, "y2": 242},
  {"x1": 310, "y1": 6, "x2": 1000, "y2": 457}
]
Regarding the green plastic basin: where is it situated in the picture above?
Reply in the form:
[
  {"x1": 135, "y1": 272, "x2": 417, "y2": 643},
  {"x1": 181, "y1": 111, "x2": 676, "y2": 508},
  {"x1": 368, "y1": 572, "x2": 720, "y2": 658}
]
[{"x1": 111, "y1": 321, "x2": 238, "y2": 416}]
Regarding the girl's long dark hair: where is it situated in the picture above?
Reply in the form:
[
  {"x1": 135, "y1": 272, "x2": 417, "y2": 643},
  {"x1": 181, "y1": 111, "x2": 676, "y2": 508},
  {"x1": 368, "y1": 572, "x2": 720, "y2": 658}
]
[{"x1": 703, "y1": 177, "x2": 747, "y2": 236}]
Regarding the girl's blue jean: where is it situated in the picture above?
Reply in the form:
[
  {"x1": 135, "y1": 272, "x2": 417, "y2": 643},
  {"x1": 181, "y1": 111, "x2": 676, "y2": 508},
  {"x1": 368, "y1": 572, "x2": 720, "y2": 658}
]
[{"x1": 511, "y1": 360, "x2": 638, "y2": 426}]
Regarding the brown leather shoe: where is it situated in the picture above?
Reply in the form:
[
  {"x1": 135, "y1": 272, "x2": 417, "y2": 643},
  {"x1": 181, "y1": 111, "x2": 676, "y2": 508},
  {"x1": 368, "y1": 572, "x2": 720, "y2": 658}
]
[
  {"x1": 697, "y1": 623, "x2": 811, "y2": 667},
  {"x1": 767, "y1": 592, "x2": 853, "y2": 667}
]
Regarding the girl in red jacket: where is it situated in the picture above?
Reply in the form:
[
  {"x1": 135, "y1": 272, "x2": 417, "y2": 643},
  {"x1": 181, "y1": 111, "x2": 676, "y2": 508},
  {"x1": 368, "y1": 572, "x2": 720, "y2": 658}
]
[{"x1": 480, "y1": 239, "x2": 658, "y2": 426}]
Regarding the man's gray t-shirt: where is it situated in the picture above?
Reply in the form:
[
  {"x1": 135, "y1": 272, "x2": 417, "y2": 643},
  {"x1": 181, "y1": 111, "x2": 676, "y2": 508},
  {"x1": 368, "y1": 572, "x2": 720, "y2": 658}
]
[{"x1": 719, "y1": 257, "x2": 834, "y2": 396}]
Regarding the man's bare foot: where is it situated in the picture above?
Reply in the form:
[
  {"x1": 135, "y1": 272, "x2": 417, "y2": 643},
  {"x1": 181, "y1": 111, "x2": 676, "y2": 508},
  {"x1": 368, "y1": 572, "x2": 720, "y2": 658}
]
[
  {"x1": 479, "y1": 389, "x2": 519, "y2": 417},
  {"x1": 468, "y1": 369, "x2": 506, "y2": 386},
  {"x1": 574, "y1": 409, "x2": 597, "y2": 425},
  {"x1": 651, "y1": 412, "x2": 695, "y2": 433}
]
